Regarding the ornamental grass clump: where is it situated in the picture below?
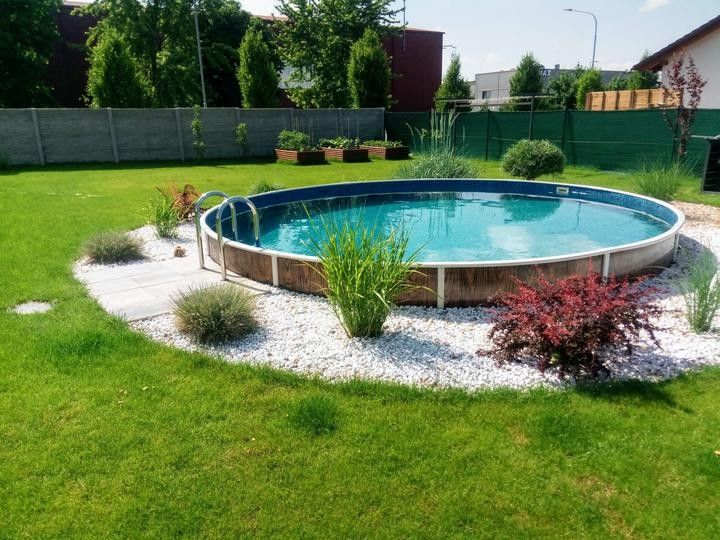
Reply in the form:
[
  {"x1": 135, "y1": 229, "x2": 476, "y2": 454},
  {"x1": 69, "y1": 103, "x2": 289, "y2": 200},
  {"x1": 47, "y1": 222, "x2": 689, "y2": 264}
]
[
  {"x1": 147, "y1": 192, "x2": 180, "y2": 238},
  {"x1": 681, "y1": 251, "x2": 720, "y2": 333},
  {"x1": 83, "y1": 231, "x2": 144, "y2": 264},
  {"x1": 395, "y1": 110, "x2": 479, "y2": 179},
  {"x1": 172, "y1": 284, "x2": 257, "y2": 344},
  {"x1": 249, "y1": 180, "x2": 284, "y2": 194},
  {"x1": 481, "y1": 272, "x2": 660, "y2": 377},
  {"x1": 290, "y1": 395, "x2": 340, "y2": 435},
  {"x1": 309, "y1": 218, "x2": 420, "y2": 338},
  {"x1": 634, "y1": 161, "x2": 691, "y2": 201},
  {"x1": 502, "y1": 139, "x2": 565, "y2": 180}
]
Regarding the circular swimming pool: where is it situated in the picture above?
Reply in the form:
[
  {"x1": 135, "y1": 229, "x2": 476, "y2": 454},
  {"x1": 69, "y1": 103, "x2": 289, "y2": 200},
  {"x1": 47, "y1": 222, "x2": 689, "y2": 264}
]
[{"x1": 199, "y1": 179, "x2": 684, "y2": 307}]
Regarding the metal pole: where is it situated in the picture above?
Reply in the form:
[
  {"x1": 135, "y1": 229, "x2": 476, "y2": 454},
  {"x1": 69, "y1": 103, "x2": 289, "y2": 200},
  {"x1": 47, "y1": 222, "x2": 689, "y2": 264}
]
[
  {"x1": 528, "y1": 95, "x2": 535, "y2": 139},
  {"x1": 193, "y1": 5, "x2": 207, "y2": 108},
  {"x1": 563, "y1": 9, "x2": 597, "y2": 68}
]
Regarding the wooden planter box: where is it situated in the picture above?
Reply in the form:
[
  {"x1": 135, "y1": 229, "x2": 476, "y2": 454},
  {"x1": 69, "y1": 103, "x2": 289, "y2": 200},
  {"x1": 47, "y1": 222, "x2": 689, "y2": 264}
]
[
  {"x1": 360, "y1": 145, "x2": 410, "y2": 160},
  {"x1": 322, "y1": 147, "x2": 369, "y2": 162},
  {"x1": 274, "y1": 148, "x2": 327, "y2": 164}
]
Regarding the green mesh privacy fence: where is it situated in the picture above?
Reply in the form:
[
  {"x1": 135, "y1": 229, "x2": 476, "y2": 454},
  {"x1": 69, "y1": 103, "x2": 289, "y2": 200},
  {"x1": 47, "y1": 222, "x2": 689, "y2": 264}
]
[{"x1": 385, "y1": 109, "x2": 720, "y2": 172}]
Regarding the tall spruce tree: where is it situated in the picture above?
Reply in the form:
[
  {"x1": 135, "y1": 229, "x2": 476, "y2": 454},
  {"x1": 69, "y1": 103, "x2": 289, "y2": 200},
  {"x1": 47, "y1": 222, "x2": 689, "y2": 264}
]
[
  {"x1": 435, "y1": 53, "x2": 472, "y2": 112},
  {"x1": 507, "y1": 53, "x2": 544, "y2": 111},
  {"x1": 237, "y1": 21, "x2": 280, "y2": 108},
  {"x1": 348, "y1": 29, "x2": 391, "y2": 108},
  {"x1": 86, "y1": 31, "x2": 149, "y2": 107}
]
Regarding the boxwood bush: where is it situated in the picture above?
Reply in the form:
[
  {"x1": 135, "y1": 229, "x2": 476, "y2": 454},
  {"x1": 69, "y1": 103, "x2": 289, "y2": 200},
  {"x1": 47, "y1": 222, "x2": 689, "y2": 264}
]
[{"x1": 502, "y1": 139, "x2": 565, "y2": 180}]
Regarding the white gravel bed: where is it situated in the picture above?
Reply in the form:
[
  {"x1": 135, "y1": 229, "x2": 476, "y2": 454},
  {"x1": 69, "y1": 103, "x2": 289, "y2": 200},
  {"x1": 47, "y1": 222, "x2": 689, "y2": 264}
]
[
  {"x1": 73, "y1": 223, "x2": 196, "y2": 274},
  {"x1": 83, "y1": 211, "x2": 720, "y2": 392}
]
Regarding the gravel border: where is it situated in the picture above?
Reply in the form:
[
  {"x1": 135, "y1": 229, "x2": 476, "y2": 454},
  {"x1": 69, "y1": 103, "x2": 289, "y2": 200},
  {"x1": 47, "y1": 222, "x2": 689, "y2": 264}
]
[{"x1": 80, "y1": 207, "x2": 720, "y2": 392}]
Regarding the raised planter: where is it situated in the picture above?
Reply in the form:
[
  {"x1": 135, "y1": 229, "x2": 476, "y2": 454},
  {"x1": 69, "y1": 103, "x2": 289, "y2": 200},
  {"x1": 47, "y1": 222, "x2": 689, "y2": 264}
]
[
  {"x1": 322, "y1": 147, "x2": 370, "y2": 163},
  {"x1": 274, "y1": 148, "x2": 327, "y2": 165},
  {"x1": 360, "y1": 145, "x2": 410, "y2": 160}
]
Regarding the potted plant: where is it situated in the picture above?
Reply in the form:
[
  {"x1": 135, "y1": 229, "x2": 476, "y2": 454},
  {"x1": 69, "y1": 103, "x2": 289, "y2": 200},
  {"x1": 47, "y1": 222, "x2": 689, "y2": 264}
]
[
  {"x1": 275, "y1": 130, "x2": 326, "y2": 164},
  {"x1": 319, "y1": 137, "x2": 369, "y2": 162},
  {"x1": 360, "y1": 139, "x2": 410, "y2": 160}
]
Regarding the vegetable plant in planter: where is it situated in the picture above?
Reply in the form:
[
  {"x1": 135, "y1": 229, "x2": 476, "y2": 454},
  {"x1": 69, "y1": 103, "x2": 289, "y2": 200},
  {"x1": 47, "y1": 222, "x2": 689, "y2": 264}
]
[
  {"x1": 275, "y1": 130, "x2": 326, "y2": 165},
  {"x1": 360, "y1": 139, "x2": 409, "y2": 160},
  {"x1": 319, "y1": 137, "x2": 369, "y2": 162}
]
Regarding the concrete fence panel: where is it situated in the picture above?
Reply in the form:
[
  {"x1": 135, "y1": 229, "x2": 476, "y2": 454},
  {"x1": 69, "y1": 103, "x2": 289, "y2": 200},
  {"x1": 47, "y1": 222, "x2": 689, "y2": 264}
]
[
  {"x1": 113, "y1": 108, "x2": 179, "y2": 162},
  {"x1": 0, "y1": 107, "x2": 385, "y2": 166},
  {"x1": 39, "y1": 109, "x2": 114, "y2": 164}
]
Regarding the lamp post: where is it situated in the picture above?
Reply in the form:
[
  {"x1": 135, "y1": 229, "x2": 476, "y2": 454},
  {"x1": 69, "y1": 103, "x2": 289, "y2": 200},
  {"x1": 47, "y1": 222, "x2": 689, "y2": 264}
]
[
  {"x1": 563, "y1": 8, "x2": 597, "y2": 68},
  {"x1": 192, "y1": 1, "x2": 208, "y2": 108}
]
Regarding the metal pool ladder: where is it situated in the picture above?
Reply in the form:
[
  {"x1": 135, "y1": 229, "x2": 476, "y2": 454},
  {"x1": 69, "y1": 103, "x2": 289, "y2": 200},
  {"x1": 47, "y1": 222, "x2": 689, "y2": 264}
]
[{"x1": 194, "y1": 191, "x2": 261, "y2": 280}]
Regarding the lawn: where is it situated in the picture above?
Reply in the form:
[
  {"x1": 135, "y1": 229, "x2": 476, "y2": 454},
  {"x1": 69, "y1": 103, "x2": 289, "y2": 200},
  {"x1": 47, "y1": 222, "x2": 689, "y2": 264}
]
[{"x1": 1, "y1": 158, "x2": 720, "y2": 537}]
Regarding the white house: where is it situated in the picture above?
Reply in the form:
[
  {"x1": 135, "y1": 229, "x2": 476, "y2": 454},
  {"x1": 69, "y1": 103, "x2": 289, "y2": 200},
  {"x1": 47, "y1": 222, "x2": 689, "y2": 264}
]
[{"x1": 634, "y1": 14, "x2": 720, "y2": 109}]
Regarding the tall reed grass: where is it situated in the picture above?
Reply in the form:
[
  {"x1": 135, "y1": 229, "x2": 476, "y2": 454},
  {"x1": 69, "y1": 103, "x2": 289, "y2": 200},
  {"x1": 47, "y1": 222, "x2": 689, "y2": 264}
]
[
  {"x1": 308, "y1": 216, "x2": 421, "y2": 338},
  {"x1": 681, "y1": 251, "x2": 720, "y2": 333}
]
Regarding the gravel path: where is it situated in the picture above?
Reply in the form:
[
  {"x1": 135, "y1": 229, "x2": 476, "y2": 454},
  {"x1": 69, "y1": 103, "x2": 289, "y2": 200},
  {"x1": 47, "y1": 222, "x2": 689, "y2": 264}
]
[{"x1": 84, "y1": 209, "x2": 720, "y2": 392}]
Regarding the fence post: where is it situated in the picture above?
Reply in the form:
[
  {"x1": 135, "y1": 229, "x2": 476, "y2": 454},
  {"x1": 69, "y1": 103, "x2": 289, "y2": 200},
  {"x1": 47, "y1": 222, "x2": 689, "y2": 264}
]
[
  {"x1": 30, "y1": 108, "x2": 45, "y2": 166},
  {"x1": 484, "y1": 108, "x2": 491, "y2": 161},
  {"x1": 528, "y1": 96, "x2": 535, "y2": 139},
  {"x1": 560, "y1": 107, "x2": 568, "y2": 155},
  {"x1": 106, "y1": 108, "x2": 119, "y2": 163},
  {"x1": 175, "y1": 107, "x2": 185, "y2": 162}
]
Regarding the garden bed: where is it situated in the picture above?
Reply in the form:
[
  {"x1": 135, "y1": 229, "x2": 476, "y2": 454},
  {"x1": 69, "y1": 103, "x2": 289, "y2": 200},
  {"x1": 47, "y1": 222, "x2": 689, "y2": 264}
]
[
  {"x1": 74, "y1": 205, "x2": 720, "y2": 392},
  {"x1": 274, "y1": 148, "x2": 327, "y2": 164},
  {"x1": 360, "y1": 144, "x2": 410, "y2": 160},
  {"x1": 322, "y1": 147, "x2": 369, "y2": 162}
]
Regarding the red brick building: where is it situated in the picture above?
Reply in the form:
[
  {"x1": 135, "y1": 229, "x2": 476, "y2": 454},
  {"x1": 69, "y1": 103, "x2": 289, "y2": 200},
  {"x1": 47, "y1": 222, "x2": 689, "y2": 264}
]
[{"x1": 49, "y1": 3, "x2": 443, "y2": 111}]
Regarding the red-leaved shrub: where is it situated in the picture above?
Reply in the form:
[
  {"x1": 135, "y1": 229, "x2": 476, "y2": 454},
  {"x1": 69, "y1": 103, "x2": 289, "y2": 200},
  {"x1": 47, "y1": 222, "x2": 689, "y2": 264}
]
[
  {"x1": 157, "y1": 183, "x2": 199, "y2": 220},
  {"x1": 480, "y1": 272, "x2": 660, "y2": 377}
]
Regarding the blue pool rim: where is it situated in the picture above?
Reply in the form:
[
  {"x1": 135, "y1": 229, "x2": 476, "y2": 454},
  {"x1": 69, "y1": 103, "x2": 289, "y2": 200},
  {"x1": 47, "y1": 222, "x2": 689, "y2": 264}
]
[{"x1": 200, "y1": 178, "x2": 685, "y2": 268}]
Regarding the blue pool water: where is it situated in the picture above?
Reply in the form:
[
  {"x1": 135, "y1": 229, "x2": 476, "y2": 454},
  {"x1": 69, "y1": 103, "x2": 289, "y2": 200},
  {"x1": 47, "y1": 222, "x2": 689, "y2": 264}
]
[{"x1": 226, "y1": 192, "x2": 673, "y2": 262}]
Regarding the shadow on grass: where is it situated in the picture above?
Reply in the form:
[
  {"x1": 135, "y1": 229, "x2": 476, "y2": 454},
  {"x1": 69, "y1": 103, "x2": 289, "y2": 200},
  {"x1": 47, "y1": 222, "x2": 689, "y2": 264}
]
[{"x1": 575, "y1": 377, "x2": 691, "y2": 412}]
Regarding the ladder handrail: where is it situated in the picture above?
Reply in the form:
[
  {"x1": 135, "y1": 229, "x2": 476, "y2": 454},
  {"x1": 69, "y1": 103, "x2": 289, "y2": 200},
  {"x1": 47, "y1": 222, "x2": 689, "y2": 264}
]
[
  {"x1": 215, "y1": 196, "x2": 261, "y2": 280},
  {"x1": 194, "y1": 190, "x2": 229, "y2": 269}
]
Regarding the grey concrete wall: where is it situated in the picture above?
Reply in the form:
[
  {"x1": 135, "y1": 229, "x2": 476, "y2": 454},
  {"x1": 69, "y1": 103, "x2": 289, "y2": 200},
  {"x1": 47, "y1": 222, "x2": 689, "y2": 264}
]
[{"x1": 0, "y1": 107, "x2": 385, "y2": 166}]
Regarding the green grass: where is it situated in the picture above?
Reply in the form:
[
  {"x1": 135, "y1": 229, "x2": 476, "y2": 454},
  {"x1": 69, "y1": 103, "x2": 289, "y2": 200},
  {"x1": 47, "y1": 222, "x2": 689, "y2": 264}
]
[{"x1": 1, "y1": 158, "x2": 720, "y2": 537}]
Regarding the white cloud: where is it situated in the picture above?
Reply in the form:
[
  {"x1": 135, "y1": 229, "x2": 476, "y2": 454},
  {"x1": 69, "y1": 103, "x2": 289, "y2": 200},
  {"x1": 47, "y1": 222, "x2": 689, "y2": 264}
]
[{"x1": 639, "y1": 0, "x2": 670, "y2": 13}]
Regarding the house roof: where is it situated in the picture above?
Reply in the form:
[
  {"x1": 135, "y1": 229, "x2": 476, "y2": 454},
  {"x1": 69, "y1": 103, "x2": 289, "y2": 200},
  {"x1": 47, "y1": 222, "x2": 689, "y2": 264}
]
[{"x1": 634, "y1": 14, "x2": 720, "y2": 71}]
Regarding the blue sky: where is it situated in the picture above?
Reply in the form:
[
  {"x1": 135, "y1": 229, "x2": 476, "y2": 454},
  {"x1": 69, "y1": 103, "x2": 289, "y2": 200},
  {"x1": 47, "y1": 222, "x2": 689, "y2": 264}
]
[{"x1": 241, "y1": 0, "x2": 719, "y2": 77}]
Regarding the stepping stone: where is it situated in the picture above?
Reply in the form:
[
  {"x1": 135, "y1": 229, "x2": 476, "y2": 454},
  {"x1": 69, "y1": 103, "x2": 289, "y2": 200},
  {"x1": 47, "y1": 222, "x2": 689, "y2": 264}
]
[{"x1": 10, "y1": 301, "x2": 53, "y2": 314}]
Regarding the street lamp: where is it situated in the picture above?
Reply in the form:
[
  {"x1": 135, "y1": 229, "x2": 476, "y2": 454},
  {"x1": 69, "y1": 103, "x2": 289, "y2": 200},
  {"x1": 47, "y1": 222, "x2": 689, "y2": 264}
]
[
  {"x1": 192, "y1": 1, "x2": 208, "y2": 108},
  {"x1": 563, "y1": 8, "x2": 597, "y2": 68}
]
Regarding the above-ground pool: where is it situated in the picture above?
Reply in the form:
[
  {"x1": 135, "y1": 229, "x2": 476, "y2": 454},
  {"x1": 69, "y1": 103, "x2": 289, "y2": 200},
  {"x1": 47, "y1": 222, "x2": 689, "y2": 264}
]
[{"x1": 199, "y1": 179, "x2": 684, "y2": 307}]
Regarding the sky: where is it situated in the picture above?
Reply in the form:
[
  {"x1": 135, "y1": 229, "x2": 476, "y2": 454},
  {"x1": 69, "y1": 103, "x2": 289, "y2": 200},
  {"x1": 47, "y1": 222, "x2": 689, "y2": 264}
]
[{"x1": 239, "y1": 0, "x2": 719, "y2": 78}]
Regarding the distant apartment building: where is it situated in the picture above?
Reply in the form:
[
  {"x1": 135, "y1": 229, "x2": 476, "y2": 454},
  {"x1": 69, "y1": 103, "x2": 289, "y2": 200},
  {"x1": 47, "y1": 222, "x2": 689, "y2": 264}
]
[{"x1": 473, "y1": 65, "x2": 625, "y2": 104}]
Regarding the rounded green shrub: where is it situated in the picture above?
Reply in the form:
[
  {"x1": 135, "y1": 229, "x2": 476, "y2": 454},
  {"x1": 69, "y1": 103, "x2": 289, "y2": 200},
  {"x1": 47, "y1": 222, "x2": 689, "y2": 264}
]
[
  {"x1": 290, "y1": 395, "x2": 340, "y2": 435},
  {"x1": 83, "y1": 231, "x2": 144, "y2": 264},
  {"x1": 502, "y1": 139, "x2": 565, "y2": 180},
  {"x1": 172, "y1": 285, "x2": 257, "y2": 344}
]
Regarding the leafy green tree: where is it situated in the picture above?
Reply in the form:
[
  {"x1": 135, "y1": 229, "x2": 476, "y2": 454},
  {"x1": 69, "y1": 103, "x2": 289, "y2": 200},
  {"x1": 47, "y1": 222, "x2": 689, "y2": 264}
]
[
  {"x1": 507, "y1": 53, "x2": 544, "y2": 111},
  {"x1": 86, "y1": 31, "x2": 149, "y2": 107},
  {"x1": 276, "y1": 0, "x2": 400, "y2": 108},
  {"x1": 0, "y1": 0, "x2": 61, "y2": 106},
  {"x1": 575, "y1": 69, "x2": 604, "y2": 110},
  {"x1": 434, "y1": 53, "x2": 471, "y2": 112},
  {"x1": 626, "y1": 69, "x2": 658, "y2": 90},
  {"x1": 605, "y1": 75, "x2": 629, "y2": 91},
  {"x1": 86, "y1": 0, "x2": 251, "y2": 107},
  {"x1": 348, "y1": 29, "x2": 391, "y2": 108},
  {"x1": 237, "y1": 22, "x2": 280, "y2": 108},
  {"x1": 547, "y1": 71, "x2": 580, "y2": 109}
]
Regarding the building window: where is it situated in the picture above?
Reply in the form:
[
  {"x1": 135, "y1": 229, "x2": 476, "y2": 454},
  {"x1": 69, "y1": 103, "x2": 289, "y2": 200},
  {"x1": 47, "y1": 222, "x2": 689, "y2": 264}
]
[{"x1": 481, "y1": 90, "x2": 491, "y2": 99}]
